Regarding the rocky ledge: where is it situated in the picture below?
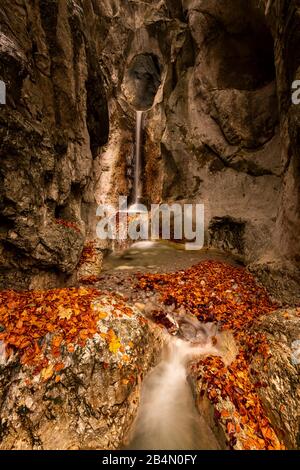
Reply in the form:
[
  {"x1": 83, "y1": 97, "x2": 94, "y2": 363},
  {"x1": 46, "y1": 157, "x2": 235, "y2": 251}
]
[{"x1": 0, "y1": 289, "x2": 163, "y2": 450}]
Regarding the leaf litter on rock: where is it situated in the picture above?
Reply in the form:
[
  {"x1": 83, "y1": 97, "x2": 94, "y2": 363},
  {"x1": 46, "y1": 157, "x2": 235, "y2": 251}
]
[{"x1": 138, "y1": 260, "x2": 285, "y2": 450}]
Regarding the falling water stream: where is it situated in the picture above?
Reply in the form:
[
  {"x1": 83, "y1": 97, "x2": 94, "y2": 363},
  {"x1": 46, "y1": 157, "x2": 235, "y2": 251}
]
[
  {"x1": 111, "y1": 106, "x2": 239, "y2": 449},
  {"x1": 134, "y1": 111, "x2": 143, "y2": 204}
]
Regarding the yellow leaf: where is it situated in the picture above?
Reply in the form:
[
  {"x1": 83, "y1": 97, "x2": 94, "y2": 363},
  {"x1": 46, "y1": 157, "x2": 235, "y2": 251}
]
[
  {"x1": 41, "y1": 364, "x2": 54, "y2": 381},
  {"x1": 58, "y1": 306, "x2": 73, "y2": 320},
  {"x1": 96, "y1": 311, "x2": 107, "y2": 320},
  {"x1": 109, "y1": 337, "x2": 121, "y2": 354}
]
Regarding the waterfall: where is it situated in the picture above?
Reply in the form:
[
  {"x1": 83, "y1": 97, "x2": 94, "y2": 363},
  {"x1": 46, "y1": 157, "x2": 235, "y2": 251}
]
[
  {"x1": 134, "y1": 110, "x2": 143, "y2": 204},
  {"x1": 127, "y1": 336, "x2": 223, "y2": 450}
]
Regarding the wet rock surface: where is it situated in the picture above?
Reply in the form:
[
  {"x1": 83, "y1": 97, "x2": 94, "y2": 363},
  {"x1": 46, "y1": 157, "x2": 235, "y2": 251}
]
[{"x1": 0, "y1": 0, "x2": 299, "y2": 453}]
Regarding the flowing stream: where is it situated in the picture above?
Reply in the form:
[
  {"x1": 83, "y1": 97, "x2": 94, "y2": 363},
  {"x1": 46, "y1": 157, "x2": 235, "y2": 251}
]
[
  {"x1": 102, "y1": 243, "x2": 240, "y2": 450},
  {"x1": 127, "y1": 335, "x2": 227, "y2": 450},
  {"x1": 134, "y1": 111, "x2": 143, "y2": 203}
]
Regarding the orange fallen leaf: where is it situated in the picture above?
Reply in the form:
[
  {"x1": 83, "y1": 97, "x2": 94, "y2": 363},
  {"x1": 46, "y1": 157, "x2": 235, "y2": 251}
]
[
  {"x1": 54, "y1": 362, "x2": 65, "y2": 372},
  {"x1": 67, "y1": 344, "x2": 75, "y2": 353},
  {"x1": 52, "y1": 335, "x2": 63, "y2": 348},
  {"x1": 227, "y1": 422, "x2": 236, "y2": 434}
]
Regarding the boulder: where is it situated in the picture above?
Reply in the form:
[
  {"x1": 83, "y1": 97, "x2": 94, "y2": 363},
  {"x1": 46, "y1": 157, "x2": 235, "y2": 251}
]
[
  {"x1": 0, "y1": 295, "x2": 163, "y2": 450},
  {"x1": 250, "y1": 308, "x2": 300, "y2": 449}
]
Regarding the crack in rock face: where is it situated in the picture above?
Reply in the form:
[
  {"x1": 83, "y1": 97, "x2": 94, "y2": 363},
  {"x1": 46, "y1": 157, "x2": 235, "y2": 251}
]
[{"x1": 122, "y1": 54, "x2": 161, "y2": 110}]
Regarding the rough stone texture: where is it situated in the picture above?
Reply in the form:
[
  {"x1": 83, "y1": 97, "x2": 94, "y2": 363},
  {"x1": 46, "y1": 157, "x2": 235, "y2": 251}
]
[
  {"x1": 189, "y1": 308, "x2": 300, "y2": 450},
  {"x1": 250, "y1": 308, "x2": 300, "y2": 449},
  {"x1": 0, "y1": 0, "x2": 109, "y2": 289},
  {"x1": 0, "y1": 0, "x2": 299, "y2": 453},
  {"x1": 122, "y1": 54, "x2": 161, "y2": 111},
  {"x1": 248, "y1": 258, "x2": 300, "y2": 306},
  {"x1": 0, "y1": 298, "x2": 164, "y2": 450},
  {"x1": 156, "y1": 0, "x2": 280, "y2": 267},
  {"x1": 0, "y1": 1, "x2": 299, "y2": 298},
  {"x1": 76, "y1": 239, "x2": 106, "y2": 283},
  {"x1": 92, "y1": 0, "x2": 299, "y2": 301}
]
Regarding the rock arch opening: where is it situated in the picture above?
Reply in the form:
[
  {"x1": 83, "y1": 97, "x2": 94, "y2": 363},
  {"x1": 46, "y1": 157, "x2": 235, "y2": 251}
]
[{"x1": 122, "y1": 53, "x2": 162, "y2": 110}]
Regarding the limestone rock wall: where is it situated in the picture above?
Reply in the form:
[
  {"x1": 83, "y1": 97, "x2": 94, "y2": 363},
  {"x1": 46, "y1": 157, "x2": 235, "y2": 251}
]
[
  {"x1": 0, "y1": 0, "x2": 109, "y2": 290},
  {"x1": 250, "y1": 308, "x2": 300, "y2": 449},
  {"x1": 95, "y1": 0, "x2": 299, "y2": 301},
  {"x1": 0, "y1": 1, "x2": 299, "y2": 297}
]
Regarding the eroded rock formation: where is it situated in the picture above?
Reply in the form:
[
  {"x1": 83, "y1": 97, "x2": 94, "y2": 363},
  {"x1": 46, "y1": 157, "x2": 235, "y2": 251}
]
[
  {"x1": 0, "y1": 0, "x2": 109, "y2": 290},
  {"x1": 94, "y1": 0, "x2": 300, "y2": 301},
  {"x1": 0, "y1": 0, "x2": 299, "y2": 453},
  {"x1": 0, "y1": 0, "x2": 299, "y2": 298},
  {"x1": 250, "y1": 308, "x2": 300, "y2": 449},
  {"x1": 0, "y1": 295, "x2": 163, "y2": 450}
]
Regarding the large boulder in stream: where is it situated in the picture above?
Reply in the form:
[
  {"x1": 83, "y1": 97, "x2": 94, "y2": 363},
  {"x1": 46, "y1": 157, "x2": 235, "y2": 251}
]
[
  {"x1": 0, "y1": 289, "x2": 163, "y2": 450},
  {"x1": 190, "y1": 308, "x2": 300, "y2": 450}
]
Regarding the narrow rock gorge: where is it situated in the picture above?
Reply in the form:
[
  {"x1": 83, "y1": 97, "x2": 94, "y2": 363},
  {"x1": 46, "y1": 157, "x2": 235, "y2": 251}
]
[{"x1": 0, "y1": 0, "x2": 299, "y2": 452}]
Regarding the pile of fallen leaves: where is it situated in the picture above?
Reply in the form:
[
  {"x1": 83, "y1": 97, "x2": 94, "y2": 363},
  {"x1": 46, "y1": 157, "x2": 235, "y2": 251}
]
[
  {"x1": 55, "y1": 218, "x2": 81, "y2": 233},
  {"x1": 138, "y1": 261, "x2": 276, "y2": 332},
  {"x1": 0, "y1": 287, "x2": 132, "y2": 370},
  {"x1": 138, "y1": 260, "x2": 285, "y2": 450}
]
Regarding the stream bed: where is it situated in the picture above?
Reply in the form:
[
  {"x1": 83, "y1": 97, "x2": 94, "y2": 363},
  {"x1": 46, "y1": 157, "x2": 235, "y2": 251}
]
[
  {"x1": 102, "y1": 240, "x2": 241, "y2": 274},
  {"x1": 99, "y1": 242, "x2": 239, "y2": 450},
  {"x1": 126, "y1": 336, "x2": 223, "y2": 450},
  {"x1": 99, "y1": 241, "x2": 241, "y2": 304}
]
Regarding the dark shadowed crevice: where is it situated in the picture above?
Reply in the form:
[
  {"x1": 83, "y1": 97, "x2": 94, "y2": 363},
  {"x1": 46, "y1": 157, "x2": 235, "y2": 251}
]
[
  {"x1": 85, "y1": 46, "x2": 109, "y2": 158},
  {"x1": 39, "y1": 0, "x2": 62, "y2": 125},
  {"x1": 123, "y1": 53, "x2": 162, "y2": 110},
  {"x1": 165, "y1": 0, "x2": 184, "y2": 20},
  {"x1": 203, "y1": 2, "x2": 276, "y2": 91},
  {"x1": 209, "y1": 217, "x2": 246, "y2": 256},
  {"x1": 214, "y1": 29, "x2": 275, "y2": 90}
]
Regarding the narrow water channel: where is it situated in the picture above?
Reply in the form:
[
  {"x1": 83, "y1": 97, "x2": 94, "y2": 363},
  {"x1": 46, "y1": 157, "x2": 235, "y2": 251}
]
[{"x1": 127, "y1": 336, "x2": 222, "y2": 450}]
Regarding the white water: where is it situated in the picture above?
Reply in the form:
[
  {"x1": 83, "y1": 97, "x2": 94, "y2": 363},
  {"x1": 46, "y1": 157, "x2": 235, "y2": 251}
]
[
  {"x1": 127, "y1": 335, "x2": 226, "y2": 450},
  {"x1": 134, "y1": 110, "x2": 143, "y2": 203}
]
